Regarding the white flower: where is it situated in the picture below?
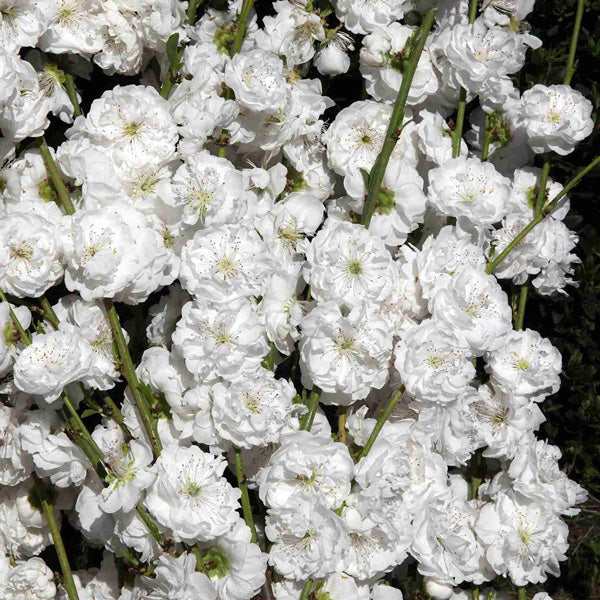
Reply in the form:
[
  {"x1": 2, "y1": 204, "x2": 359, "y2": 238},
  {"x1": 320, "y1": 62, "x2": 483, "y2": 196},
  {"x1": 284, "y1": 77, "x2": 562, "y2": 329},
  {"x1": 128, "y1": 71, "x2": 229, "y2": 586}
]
[
  {"x1": 333, "y1": 0, "x2": 409, "y2": 34},
  {"x1": 430, "y1": 266, "x2": 512, "y2": 355},
  {"x1": 258, "y1": 430, "x2": 353, "y2": 510},
  {"x1": 0, "y1": 405, "x2": 32, "y2": 486},
  {"x1": 354, "y1": 425, "x2": 447, "y2": 515},
  {"x1": 395, "y1": 319, "x2": 475, "y2": 404},
  {"x1": 484, "y1": 328, "x2": 562, "y2": 401},
  {"x1": 20, "y1": 409, "x2": 88, "y2": 488},
  {"x1": 315, "y1": 38, "x2": 352, "y2": 77},
  {"x1": 469, "y1": 383, "x2": 546, "y2": 460},
  {"x1": 179, "y1": 222, "x2": 273, "y2": 303},
  {"x1": 13, "y1": 327, "x2": 95, "y2": 404},
  {"x1": 519, "y1": 84, "x2": 594, "y2": 155},
  {"x1": 324, "y1": 100, "x2": 417, "y2": 191},
  {"x1": 360, "y1": 23, "x2": 439, "y2": 106},
  {"x1": 74, "y1": 84, "x2": 178, "y2": 167},
  {"x1": 0, "y1": 211, "x2": 63, "y2": 298},
  {"x1": 2, "y1": 557, "x2": 56, "y2": 600},
  {"x1": 345, "y1": 160, "x2": 427, "y2": 247},
  {"x1": 507, "y1": 435, "x2": 588, "y2": 516},
  {"x1": 162, "y1": 151, "x2": 248, "y2": 228},
  {"x1": 38, "y1": 0, "x2": 105, "y2": 56},
  {"x1": 259, "y1": 267, "x2": 310, "y2": 355},
  {"x1": 224, "y1": 48, "x2": 288, "y2": 113},
  {"x1": 0, "y1": 1, "x2": 50, "y2": 53},
  {"x1": 445, "y1": 20, "x2": 529, "y2": 94},
  {"x1": 212, "y1": 367, "x2": 297, "y2": 448},
  {"x1": 300, "y1": 301, "x2": 393, "y2": 405},
  {"x1": 0, "y1": 481, "x2": 53, "y2": 559},
  {"x1": 142, "y1": 552, "x2": 217, "y2": 600},
  {"x1": 172, "y1": 298, "x2": 269, "y2": 384},
  {"x1": 29, "y1": 51, "x2": 76, "y2": 124},
  {"x1": 53, "y1": 294, "x2": 122, "y2": 390},
  {"x1": 256, "y1": 2, "x2": 325, "y2": 67},
  {"x1": 412, "y1": 489, "x2": 489, "y2": 585},
  {"x1": 489, "y1": 213, "x2": 547, "y2": 283},
  {"x1": 379, "y1": 246, "x2": 428, "y2": 335},
  {"x1": 340, "y1": 501, "x2": 407, "y2": 580},
  {"x1": 417, "y1": 226, "x2": 486, "y2": 300},
  {"x1": 146, "y1": 283, "x2": 191, "y2": 349},
  {"x1": 92, "y1": 422, "x2": 154, "y2": 514},
  {"x1": 63, "y1": 205, "x2": 175, "y2": 304},
  {"x1": 195, "y1": 521, "x2": 268, "y2": 600},
  {"x1": 94, "y1": 1, "x2": 144, "y2": 76},
  {"x1": 476, "y1": 490, "x2": 568, "y2": 586},
  {"x1": 0, "y1": 47, "x2": 17, "y2": 106},
  {"x1": 506, "y1": 166, "x2": 569, "y2": 221},
  {"x1": 258, "y1": 192, "x2": 325, "y2": 265},
  {"x1": 428, "y1": 157, "x2": 511, "y2": 225},
  {"x1": 0, "y1": 56, "x2": 51, "y2": 141},
  {"x1": 417, "y1": 110, "x2": 467, "y2": 166},
  {"x1": 304, "y1": 218, "x2": 397, "y2": 308},
  {"x1": 266, "y1": 498, "x2": 348, "y2": 580},
  {"x1": 145, "y1": 444, "x2": 241, "y2": 543}
]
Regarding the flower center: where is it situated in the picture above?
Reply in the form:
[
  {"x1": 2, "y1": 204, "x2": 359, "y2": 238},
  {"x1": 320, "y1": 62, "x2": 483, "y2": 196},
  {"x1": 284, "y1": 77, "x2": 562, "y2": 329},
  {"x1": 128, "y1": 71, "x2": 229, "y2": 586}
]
[
  {"x1": 335, "y1": 335, "x2": 356, "y2": 355},
  {"x1": 243, "y1": 393, "x2": 261, "y2": 414},
  {"x1": 216, "y1": 255, "x2": 238, "y2": 279},
  {"x1": 515, "y1": 357, "x2": 529, "y2": 371},
  {"x1": 427, "y1": 354, "x2": 445, "y2": 369},
  {"x1": 9, "y1": 242, "x2": 33, "y2": 261},
  {"x1": 57, "y1": 4, "x2": 76, "y2": 25},
  {"x1": 347, "y1": 259, "x2": 363, "y2": 276},
  {"x1": 184, "y1": 481, "x2": 203, "y2": 498},
  {"x1": 124, "y1": 121, "x2": 142, "y2": 138},
  {"x1": 213, "y1": 325, "x2": 232, "y2": 346}
]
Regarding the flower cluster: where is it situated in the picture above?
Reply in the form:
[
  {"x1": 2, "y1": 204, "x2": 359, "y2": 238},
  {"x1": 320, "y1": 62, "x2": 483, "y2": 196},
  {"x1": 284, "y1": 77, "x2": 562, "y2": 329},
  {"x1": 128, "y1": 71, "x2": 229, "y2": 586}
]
[{"x1": 0, "y1": 0, "x2": 593, "y2": 599}]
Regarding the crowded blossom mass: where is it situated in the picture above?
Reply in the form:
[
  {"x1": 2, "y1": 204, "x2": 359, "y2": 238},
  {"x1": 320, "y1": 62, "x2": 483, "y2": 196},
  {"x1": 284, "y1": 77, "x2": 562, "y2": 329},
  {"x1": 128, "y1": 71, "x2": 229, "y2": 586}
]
[{"x1": 0, "y1": 0, "x2": 596, "y2": 599}]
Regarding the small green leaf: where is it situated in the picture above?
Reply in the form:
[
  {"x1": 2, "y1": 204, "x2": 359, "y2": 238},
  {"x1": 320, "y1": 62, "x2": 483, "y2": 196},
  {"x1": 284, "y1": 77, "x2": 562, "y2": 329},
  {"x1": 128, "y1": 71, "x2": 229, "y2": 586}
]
[
  {"x1": 166, "y1": 33, "x2": 181, "y2": 71},
  {"x1": 81, "y1": 409, "x2": 100, "y2": 419}
]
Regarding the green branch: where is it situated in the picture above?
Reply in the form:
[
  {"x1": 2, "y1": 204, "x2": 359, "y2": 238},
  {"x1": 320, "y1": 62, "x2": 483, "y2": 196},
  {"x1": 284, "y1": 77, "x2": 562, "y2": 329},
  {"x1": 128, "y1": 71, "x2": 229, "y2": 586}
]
[
  {"x1": 486, "y1": 154, "x2": 600, "y2": 274},
  {"x1": 513, "y1": 282, "x2": 529, "y2": 331},
  {"x1": 563, "y1": 0, "x2": 585, "y2": 85},
  {"x1": 231, "y1": 0, "x2": 255, "y2": 56},
  {"x1": 103, "y1": 299, "x2": 162, "y2": 459},
  {"x1": 299, "y1": 579, "x2": 313, "y2": 600},
  {"x1": 299, "y1": 390, "x2": 321, "y2": 432},
  {"x1": 355, "y1": 386, "x2": 405, "y2": 462},
  {"x1": 64, "y1": 73, "x2": 82, "y2": 118},
  {"x1": 361, "y1": 8, "x2": 436, "y2": 228},
  {"x1": 452, "y1": 0, "x2": 478, "y2": 157},
  {"x1": 234, "y1": 447, "x2": 258, "y2": 543},
  {"x1": 35, "y1": 479, "x2": 80, "y2": 600},
  {"x1": 481, "y1": 113, "x2": 491, "y2": 161},
  {"x1": 0, "y1": 288, "x2": 31, "y2": 345},
  {"x1": 452, "y1": 87, "x2": 468, "y2": 158},
  {"x1": 36, "y1": 138, "x2": 76, "y2": 216}
]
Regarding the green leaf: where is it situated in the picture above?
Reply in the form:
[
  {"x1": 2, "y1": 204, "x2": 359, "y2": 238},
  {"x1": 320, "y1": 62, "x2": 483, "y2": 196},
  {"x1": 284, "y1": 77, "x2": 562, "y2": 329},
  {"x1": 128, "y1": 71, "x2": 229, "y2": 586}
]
[
  {"x1": 81, "y1": 409, "x2": 100, "y2": 419},
  {"x1": 166, "y1": 33, "x2": 181, "y2": 72}
]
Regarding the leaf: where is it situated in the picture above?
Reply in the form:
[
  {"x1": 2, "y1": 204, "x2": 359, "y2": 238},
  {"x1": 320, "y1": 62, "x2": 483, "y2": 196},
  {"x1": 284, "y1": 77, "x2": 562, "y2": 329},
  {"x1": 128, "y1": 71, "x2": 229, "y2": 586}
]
[
  {"x1": 166, "y1": 33, "x2": 181, "y2": 72},
  {"x1": 81, "y1": 409, "x2": 100, "y2": 419}
]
